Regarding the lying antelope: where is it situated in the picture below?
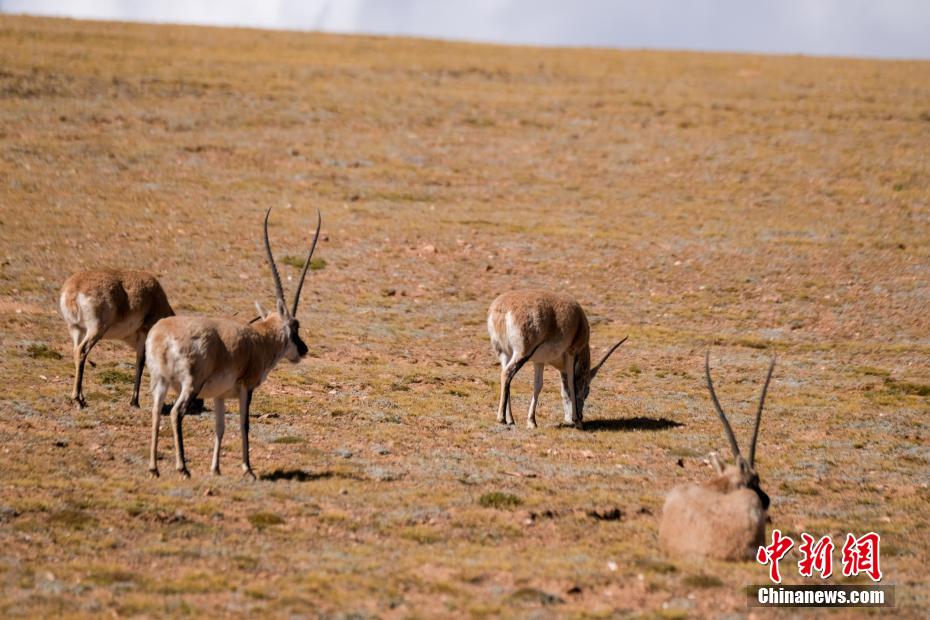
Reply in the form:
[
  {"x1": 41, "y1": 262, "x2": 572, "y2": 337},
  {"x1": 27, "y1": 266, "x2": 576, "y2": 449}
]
[
  {"x1": 145, "y1": 208, "x2": 321, "y2": 478},
  {"x1": 658, "y1": 352, "x2": 776, "y2": 561},
  {"x1": 59, "y1": 269, "x2": 175, "y2": 408},
  {"x1": 487, "y1": 290, "x2": 627, "y2": 429}
]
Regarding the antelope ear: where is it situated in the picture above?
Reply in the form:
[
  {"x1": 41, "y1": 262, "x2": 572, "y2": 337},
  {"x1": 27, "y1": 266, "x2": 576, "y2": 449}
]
[
  {"x1": 709, "y1": 452, "x2": 725, "y2": 475},
  {"x1": 276, "y1": 298, "x2": 289, "y2": 317},
  {"x1": 255, "y1": 301, "x2": 269, "y2": 319}
]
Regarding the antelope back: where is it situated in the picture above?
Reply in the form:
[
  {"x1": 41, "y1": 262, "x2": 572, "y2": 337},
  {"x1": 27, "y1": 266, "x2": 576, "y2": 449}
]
[
  {"x1": 659, "y1": 483, "x2": 766, "y2": 561},
  {"x1": 488, "y1": 289, "x2": 588, "y2": 358},
  {"x1": 61, "y1": 269, "x2": 173, "y2": 327}
]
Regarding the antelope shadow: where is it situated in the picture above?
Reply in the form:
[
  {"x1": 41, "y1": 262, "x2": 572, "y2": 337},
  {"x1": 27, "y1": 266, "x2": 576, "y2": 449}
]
[
  {"x1": 580, "y1": 417, "x2": 684, "y2": 432},
  {"x1": 260, "y1": 469, "x2": 334, "y2": 482}
]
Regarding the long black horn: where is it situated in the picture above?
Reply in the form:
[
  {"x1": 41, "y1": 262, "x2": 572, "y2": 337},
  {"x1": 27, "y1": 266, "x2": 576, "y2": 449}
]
[
  {"x1": 290, "y1": 209, "x2": 322, "y2": 317},
  {"x1": 705, "y1": 351, "x2": 741, "y2": 460},
  {"x1": 590, "y1": 335, "x2": 628, "y2": 378},
  {"x1": 749, "y1": 356, "x2": 776, "y2": 467},
  {"x1": 507, "y1": 341, "x2": 544, "y2": 381},
  {"x1": 263, "y1": 208, "x2": 286, "y2": 308}
]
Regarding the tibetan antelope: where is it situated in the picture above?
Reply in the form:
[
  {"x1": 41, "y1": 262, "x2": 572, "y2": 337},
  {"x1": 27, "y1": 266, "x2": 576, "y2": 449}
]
[
  {"x1": 658, "y1": 352, "x2": 776, "y2": 561},
  {"x1": 59, "y1": 269, "x2": 174, "y2": 408},
  {"x1": 145, "y1": 208, "x2": 321, "y2": 479},
  {"x1": 487, "y1": 290, "x2": 628, "y2": 429}
]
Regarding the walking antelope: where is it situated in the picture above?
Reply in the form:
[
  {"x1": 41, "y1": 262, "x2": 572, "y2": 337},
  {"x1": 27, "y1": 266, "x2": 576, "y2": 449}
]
[
  {"x1": 487, "y1": 290, "x2": 627, "y2": 429},
  {"x1": 59, "y1": 269, "x2": 174, "y2": 408},
  {"x1": 145, "y1": 208, "x2": 321, "y2": 478},
  {"x1": 658, "y1": 352, "x2": 776, "y2": 561}
]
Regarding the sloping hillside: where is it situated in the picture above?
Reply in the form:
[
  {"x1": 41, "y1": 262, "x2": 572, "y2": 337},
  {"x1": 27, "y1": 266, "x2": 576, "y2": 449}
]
[{"x1": 1, "y1": 14, "x2": 928, "y2": 617}]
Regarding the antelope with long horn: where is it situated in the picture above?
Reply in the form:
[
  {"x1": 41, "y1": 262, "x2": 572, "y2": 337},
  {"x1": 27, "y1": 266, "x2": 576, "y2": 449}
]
[
  {"x1": 145, "y1": 208, "x2": 321, "y2": 478},
  {"x1": 487, "y1": 290, "x2": 627, "y2": 429},
  {"x1": 658, "y1": 352, "x2": 776, "y2": 561},
  {"x1": 59, "y1": 269, "x2": 175, "y2": 408}
]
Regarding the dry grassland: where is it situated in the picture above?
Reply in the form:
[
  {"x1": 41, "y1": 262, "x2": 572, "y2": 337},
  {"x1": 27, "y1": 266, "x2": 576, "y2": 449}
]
[{"x1": 1, "y1": 14, "x2": 929, "y2": 618}]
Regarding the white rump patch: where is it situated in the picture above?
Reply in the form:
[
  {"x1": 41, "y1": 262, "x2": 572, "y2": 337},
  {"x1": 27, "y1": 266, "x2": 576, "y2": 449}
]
[{"x1": 505, "y1": 311, "x2": 522, "y2": 357}]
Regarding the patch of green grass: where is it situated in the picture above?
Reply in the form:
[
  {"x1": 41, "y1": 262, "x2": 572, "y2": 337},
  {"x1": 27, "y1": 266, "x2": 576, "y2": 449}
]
[
  {"x1": 667, "y1": 446, "x2": 702, "y2": 458},
  {"x1": 852, "y1": 366, "x2": 890, "y2": 378},
  {"x1": 682, "y1": 573, "x2": 724, "y2": 588},
  {"x1": 245, "y1": 588, "x2": 269, "y2": 600},
  {"x1": 98, "y1": 368, "x2": 134, "y2": 385},
  {"x1": 234, "y1": 555, "x2": 259, "y2": 570},
  {"x1": 399, "y1": 525, "x2": 441, "y2": 544},
  {"x1": 478, "y1": 492, "x2": 522, "y2": 509},
  {"x1": 780, "y1": 480, "x2": 821, "y2": 496},
  {"x1": 248, "y1": 512, "x2": 285, "y2": 529},
  {"x1": 281, "y1": 255, "x2": 326, "y2": 271},
  {"x1": 86, "y1": 567, "x2": 138, "y2": 586},
  {"x1": 733, "y1": 337, "x2": 770, "y2": 350},
  {"x1": 155, "y1": 571, "x2": 227, "y2": 595},
  {"x1": 271, "y1": 435, "x2": 303, "y2": 444},
  {"x1": 881, "y1": 543, "x2": 908, "y2": 557},
  {"x1": 635, "y1": 557, "x2": 678, "y2": 574},
  {"x1": 463, "y1": 116, "x2": 496, "y2": 128},
  {"x1": 26, "y1": 343, "x2": 62, "y2": 360},
  {"x1": 888, "y1": 379, "x2": 930, "y2": 397},
  {"x1": 372, "y1": 190, "x2": 431, "y2": 203},
  {"x1": 868, "y1": 377, "x2": 930, "y2": 402},
  {"x1": 49, "y1": 508, "x2": 97, "y2": 530},
  {"x1": 16, "y1": 569, "x2": 35, "y2": 589}
]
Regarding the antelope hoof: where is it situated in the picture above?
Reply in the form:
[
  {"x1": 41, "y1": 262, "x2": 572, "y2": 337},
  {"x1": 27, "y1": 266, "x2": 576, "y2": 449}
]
[
  {"x1": 574, "y1": 421, "x2": 584, "y2": 430},
  {"x1": 129, "y1": 397, "x2": 140, "y2": 409},
  {"x1": 149, "y1": 467, "x2": 160, "y2": 478},
  {"x1": 211, "y1": 467, "x2": 221, "y2": 476},
  {"x1": 177, "y1": 466, "x2": 191, "y2": 479},
  {"x1": 74, "y1": 396, "x2": 87, "y2": 409},
  {"x1": 526, "y1": 419, "x2": 537, "y2": 429},
  {"x1": 242, "y1": 468, "x2": 257, "y2": 481}
]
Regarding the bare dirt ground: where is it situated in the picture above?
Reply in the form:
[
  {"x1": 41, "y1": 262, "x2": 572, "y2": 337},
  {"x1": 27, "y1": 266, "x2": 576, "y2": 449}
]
[{"x1": 1, "y1": 14, "x2": 928, "y2": 618}]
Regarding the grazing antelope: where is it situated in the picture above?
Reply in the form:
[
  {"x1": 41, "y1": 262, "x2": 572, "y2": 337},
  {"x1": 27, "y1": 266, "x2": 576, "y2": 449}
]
[
  {"x1": 487, "y1": 290, "x2": 627, "y2": 429},
  {"x1": 658, "y1": 352, "x2": 776, "y2": 561},
  {"x1": 145, "y1": 208, "x2": 321, "y2": 479},
  {"x1": 59, "y1": 269, "x2": 174, "y2": 408}
]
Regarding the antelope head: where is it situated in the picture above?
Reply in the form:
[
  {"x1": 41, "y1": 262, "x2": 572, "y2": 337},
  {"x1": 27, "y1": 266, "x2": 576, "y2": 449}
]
[
  {"x1": 704, "y1": 351, "x2": 776, "y2": 509},
  {"x1": 573, "y1": 336, "x2": 628, "y2": 419},
  {"x1": 255, "y1": 208, "x2": 321, "y2": 363}
]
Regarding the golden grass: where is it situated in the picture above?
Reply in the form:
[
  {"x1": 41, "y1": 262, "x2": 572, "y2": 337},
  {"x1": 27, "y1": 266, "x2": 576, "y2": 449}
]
[{"x1": 1, "y1": 13, "x2": 929, "y2": 617}]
